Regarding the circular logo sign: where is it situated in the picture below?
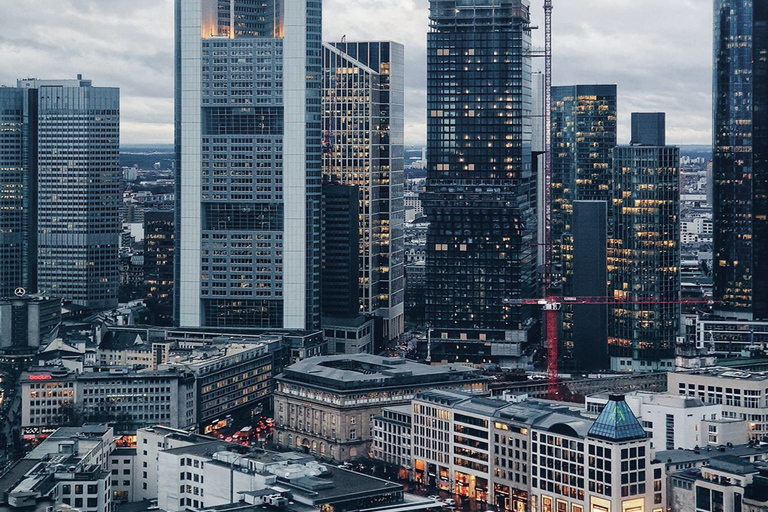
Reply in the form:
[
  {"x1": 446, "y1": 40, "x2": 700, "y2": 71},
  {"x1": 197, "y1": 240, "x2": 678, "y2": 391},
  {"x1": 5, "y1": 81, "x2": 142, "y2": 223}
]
[{"x1": 14, "y1": 287, "x2": 25, "y2": 297}]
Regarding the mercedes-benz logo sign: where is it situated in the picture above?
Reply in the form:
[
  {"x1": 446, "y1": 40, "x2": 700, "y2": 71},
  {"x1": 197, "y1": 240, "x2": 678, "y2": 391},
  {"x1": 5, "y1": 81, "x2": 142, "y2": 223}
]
[{"x1": 14, "y1": 287, "x2": 25, "y2": 297}]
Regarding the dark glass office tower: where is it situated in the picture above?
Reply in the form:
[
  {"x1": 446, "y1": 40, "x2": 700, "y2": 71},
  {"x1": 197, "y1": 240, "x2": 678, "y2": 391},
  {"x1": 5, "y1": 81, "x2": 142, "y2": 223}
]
[
  {"x1": 422, "y1": 0, "x2": 537, "y2": 362},
  {"x1": 550, "y1": 85, "x2": 616, "y2": 293},
  {"x1": 608, "y1": 114, "x2": 679, "y2": 372},
  {"x1": 175, "y1": 0, "x2": 322, "y2": 329},
  {"x1": 0, "y1": 89, "x2": 26, "y2": 298},
  {"x1": 713, "y1": 0, "x2": 768, "y2": 320},
  {"x1": 550, "y1": 85, "x2": 616, "y2": 369}
]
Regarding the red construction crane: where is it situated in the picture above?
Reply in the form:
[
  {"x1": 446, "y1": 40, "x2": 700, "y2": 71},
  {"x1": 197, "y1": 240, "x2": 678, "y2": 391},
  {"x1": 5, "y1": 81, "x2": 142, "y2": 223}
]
[{"x1": 505, "y1": 296, "x2": 715, "y2": 398}]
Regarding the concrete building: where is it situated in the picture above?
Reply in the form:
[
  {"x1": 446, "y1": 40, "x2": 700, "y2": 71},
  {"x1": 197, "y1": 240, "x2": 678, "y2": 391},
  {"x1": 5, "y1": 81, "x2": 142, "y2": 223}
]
[
  {"x1": 586, "y1": 391, "x2": 747, "y2": 451},
  {"x1": 135, "y1": 426, "x2": 417, "y2": 512},
  {"x1": 19, "y1": 365, "x2": 196, "y2": 437},
  {"x1": 175, "y1": 0, "x2": 322, "y2": 330},
  {"x1": 371, "y1": 404, "x2": 412, "y2": 476},
  {"x1": 669, "y1": 368, "x2": 768, "y2": 440},
  {"x1": 273, "y1": 354, "x2": 487, "y2": 461},
  {"x1": 0, "y1": 295, "x2": 61, "y2": 354},
  {"x1": 0, "y1": 425, "x2": 114, "y2": 512},
  {"x1": 407, "y1": 391, "x2": 665, "y2": 512}
]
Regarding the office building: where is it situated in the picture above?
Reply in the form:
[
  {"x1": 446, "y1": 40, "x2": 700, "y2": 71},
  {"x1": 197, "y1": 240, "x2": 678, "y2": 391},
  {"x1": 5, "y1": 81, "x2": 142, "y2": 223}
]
[
  {"x1": 408, "y1": 390, "x2": 664, "y2": 512},
  {"x1": 175, "y1": 0, "x2": 322, "y2": 330},
  {"x1": 421, "y1": 0, "x2": 538, "y2": 363},
  {"x1": 0, "y1": 425, "x2": 115, "y2": 512},
  {"x1": 144, "y1": 210, "x2": 174, "y2": 325},
  {"x1": 550, "y1": 85, "x2": 616, "y2": 370},
  {"x1": 550, "y1": 84, "x2": 617, "y2": 293},
  {"x1": 713, "y1": 0, "x2": 768, "y2": 320},
  {"x1": 322, "y1": 41, "x2": 405, "y2": 342},
  {"x1": 608, "y1": 113, "x2": 680, "y2": 371},
  {"x1": 0, "y1": 88, "x2": 26, "y2": 298},
  {"x1": 0, "y1": 78, "x2": 120, "y2": 309},
  {"x1": 0, "y1": 294, "x2": 61, "y2": 353},
  {"x1": 669, "y1": 367, "x2": 768, "y2": 440},
  {"x1": 273, "y1": 354, "x2": 487, "y2": 461},
  {"x1": 135, "y1": 426, "x2": 412, "y2": 512}
]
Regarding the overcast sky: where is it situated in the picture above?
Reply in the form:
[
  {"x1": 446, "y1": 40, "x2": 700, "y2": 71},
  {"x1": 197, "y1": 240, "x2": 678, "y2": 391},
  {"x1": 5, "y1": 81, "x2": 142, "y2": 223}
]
[{"x1": 1, "y1": 0, "x2": 712, "y2": 146}]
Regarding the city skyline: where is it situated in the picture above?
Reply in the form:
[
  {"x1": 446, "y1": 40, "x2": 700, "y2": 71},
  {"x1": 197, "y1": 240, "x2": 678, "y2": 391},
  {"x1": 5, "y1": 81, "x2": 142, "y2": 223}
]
[{"x1": 1, "y1": 0, "x2": 711, "y2": 146}]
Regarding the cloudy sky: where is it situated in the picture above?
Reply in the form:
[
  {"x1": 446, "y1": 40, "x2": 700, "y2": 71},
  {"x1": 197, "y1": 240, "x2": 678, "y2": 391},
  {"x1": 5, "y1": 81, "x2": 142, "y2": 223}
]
[{"x1": 1, "y1": 0, "x2": 712, "y2": 146}]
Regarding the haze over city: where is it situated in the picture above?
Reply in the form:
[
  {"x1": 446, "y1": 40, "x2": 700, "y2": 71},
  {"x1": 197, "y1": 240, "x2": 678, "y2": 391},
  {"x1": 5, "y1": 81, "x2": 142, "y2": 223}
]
[{"x1": 1, "y1": 0, "x2": 712, "y2": 145}]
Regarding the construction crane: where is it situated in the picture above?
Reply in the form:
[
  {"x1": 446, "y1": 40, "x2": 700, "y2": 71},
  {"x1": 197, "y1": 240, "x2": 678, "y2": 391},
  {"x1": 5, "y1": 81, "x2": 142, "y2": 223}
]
[{"x1": 505, "y1": 296, "x2": 715, "y2": 398}]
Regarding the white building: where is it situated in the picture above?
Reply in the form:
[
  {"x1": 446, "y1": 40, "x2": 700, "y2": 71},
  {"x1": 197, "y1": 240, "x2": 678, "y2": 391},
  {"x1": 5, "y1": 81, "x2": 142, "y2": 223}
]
[
  {"x1": 372, "y1": 405, "x2": 412, "y2": 476},
  {"x1": 585, "y1": 391, "x2": 747, "y2": 451},
  {"x1": 669, "y1": 368, "x2": 768, "y2": 439},
  {"x1": 0, "y1": 426, "x2": 115, "y2": 512}
]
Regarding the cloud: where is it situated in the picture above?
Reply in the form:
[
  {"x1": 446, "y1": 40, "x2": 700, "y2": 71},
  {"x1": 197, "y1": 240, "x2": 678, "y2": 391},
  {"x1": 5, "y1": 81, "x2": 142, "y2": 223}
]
[{"x1": 1, "y1": 0, "x2": 712, "y2": 145}]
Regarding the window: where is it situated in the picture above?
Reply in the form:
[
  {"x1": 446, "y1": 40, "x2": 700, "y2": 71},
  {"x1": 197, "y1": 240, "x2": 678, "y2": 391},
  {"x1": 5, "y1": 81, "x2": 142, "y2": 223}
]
[{"x1": 350, "y1": 429, "x2": 357, "y2": 440}]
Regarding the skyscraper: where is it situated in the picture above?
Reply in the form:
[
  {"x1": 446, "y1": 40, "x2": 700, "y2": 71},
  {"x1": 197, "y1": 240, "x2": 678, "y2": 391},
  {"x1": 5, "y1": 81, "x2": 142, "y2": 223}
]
[
  {"x1": 422, "y1": 0, "x2": 538, "y2": 363},
  {"x1": 321, "y1": 41, "x2": 405, "y2": 342},
  {"x1": 713, "y1": 0, "x2": 768, "y2": 320},
  {"x1": 550, "y1": 84, "x2": 616, "y2": 369},
  {"x1": 0, "y1": 77, "x2": 120, "y2": 309},
  {"x1": 608, "y1": 113, "x2": 679, "y2": 372},
  {"x1": 175, "y1": 0, "x2": 322, "y2": 329},
  {"x1": 0, "y1": 88, "x2": 27, "y2": 298},
  {"x1": 550, "y1": 84, "x2": 617, "y2": 293}
]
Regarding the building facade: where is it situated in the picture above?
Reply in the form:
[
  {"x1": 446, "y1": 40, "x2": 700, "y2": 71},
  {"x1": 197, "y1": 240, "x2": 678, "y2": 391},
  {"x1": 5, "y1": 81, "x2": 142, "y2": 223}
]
[
  {"x1": 175, "y1": 0, "x2": 322, "y2": 329},
  {"x1": 0, "y1": 78, "x2": 120, "y2": 309},
  {"x1": 408, "y1": 391, "x2": 665, "y2": 512},
  {"x1": 669, "y1": 368, "x2": 768, "y2": 440},
  {"x1": 608, "y1": 113, "x2": 680, "y2": 371},
  {"x1": 713, "y1": 0, "x2": 768, "y2": 320},
  {"x1": 273, "y1": 354, "x2": 487, "y2": 461},
  {"x1": 421, "y1": 0, "x2": 538, "y2": 363},
  {"x1": 550, "y1": 85, "x2": 616, "y2": 371},
  {"x1": 322, "y1": 41, "x2": 405, "y2": 342}
]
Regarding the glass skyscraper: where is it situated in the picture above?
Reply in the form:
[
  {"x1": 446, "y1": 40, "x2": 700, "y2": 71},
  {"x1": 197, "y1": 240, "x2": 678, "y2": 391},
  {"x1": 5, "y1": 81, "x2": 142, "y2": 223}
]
[
  {"x1": 422, "y1": 0, "x2": 538, "y2": 363},
  {"x1": 608, "y1": 114, "x2": 679, "y2": 372},
  {"x1": 321, "y1": 41, "x2": 405, "y2": 341},
  {"x1": 0, "y1": 78, "x2": 120, "y2": 309},
  {"x1": 550, "y1": 85, "x2": 616, "y2": 369},
  {"x1": 550, "y1": 84, "x2": 616, "y2": 294},
  {"x1": 713, "y1": 0, "x2": 768, "y2": 320},
  {"x1": 175, "y1": 0, "x2": 322, "y2": 329}
]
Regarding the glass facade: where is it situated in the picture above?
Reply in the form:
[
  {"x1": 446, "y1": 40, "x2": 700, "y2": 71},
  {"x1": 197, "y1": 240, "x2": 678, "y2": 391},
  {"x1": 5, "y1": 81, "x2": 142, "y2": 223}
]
[
  {"x1": 0, "y1": 89, "x2": 26, "y2": 298},
  {"x1": 550, "y1": 85, "x2": 616, "y2": 369},
  {"x1": 13, "y1": 79, "x2": 120, "y2": 310},
  {"x1": 422, "y1": 0, "x2": 538, "y2": 355},
  {"x1": 587, "y1": 395, "x2": 646, "y2": 442},
  {"x1": 321, "y1": 41, "x2": 405, "y2": 341},
  {"x1": 608, "y1": 130, "x2": 679, "y2": 368},
  {"x1": 176, "y1": 0, "x2": 322, "y2": 329},
  {"x1": 550, "y1": 85, "x2": 616, "y2": 294},
  {"x1": 713, "y1": 0, "x2": 768, "y2": 320}
]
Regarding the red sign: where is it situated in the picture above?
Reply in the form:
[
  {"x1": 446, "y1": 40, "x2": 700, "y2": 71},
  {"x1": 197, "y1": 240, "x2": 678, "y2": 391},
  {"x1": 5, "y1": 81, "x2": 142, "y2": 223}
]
[{"x1": 29, "y1": 374, "x2": 52, "y2": 380}]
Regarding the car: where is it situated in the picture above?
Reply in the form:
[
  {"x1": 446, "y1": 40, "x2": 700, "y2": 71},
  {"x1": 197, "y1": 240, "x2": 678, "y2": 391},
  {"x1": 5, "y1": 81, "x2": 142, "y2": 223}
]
[
  {"x1": 427, "y1": 496, "x2": 441, "y2": 501},
  {"x1": 443, "y1": 499, "x2": 456, "y2": 506}
]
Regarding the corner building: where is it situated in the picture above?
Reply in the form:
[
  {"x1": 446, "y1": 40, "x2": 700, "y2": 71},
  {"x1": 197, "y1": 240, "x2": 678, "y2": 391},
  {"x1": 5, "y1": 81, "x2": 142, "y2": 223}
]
[
  {"x1": 175, "y1": 0, "x2": 322, "y2": 329},
  {"x1": 422, "y1": 0, "x2": 538, "y2": 362},
  {"x1": 713, "y1": 0, "x2": 768, "y2": 320}
]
